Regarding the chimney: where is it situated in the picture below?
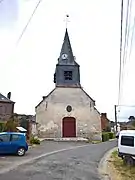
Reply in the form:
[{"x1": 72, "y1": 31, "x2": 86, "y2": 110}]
[
  {"x1": 7, "y1": 92, "x2": 11, "y2": 99},
  {"x1": 42, "y1": 96, "x2": 46, "y2": 100},
  {"x1": 101, "y1": 113, "x2": 107, "y2": 118}
]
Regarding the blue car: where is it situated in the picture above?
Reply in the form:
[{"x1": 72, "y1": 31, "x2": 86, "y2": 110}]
[{"x1": 0, "y1": 132, "x2": 28, "y2": 156}]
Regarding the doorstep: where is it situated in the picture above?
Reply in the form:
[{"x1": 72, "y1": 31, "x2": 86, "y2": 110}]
[{"x1": 39, "y1": 137, "x2": 89, "y2": 142}]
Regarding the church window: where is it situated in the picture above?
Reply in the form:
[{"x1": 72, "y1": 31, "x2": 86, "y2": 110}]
[
  {"x1": 66, "y1": 105, "x2": 72, "y2": 112},
  {"x1": 64, "y1": 71, "x2": 72, "y2": 80}
]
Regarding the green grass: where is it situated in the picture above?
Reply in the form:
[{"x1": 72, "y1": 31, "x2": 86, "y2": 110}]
[{"x1": 110, "y1": 150, "x2": 135, "y2": 180}]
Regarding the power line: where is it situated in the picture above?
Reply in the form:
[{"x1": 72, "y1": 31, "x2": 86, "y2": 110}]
[
  {"x1": 118, "y1": 0, "x2": 124, "y2": 105},
  {"x1": 16, "y1": 0, "x2": 43, "y2": 46},
  {"x1": 119, "y1": 0, "x2": 132, "y2": 105},
  {"x1": 128, "y1": 17, "x2": 135, "y2": 61},
  {"x1": 117, "y1": 104, "x2": 135, "y2": 107},
  {"x1": 118, "y1": 0, "x2": 133, "y2": 105},
  {"x1": 122, "y1": 0, "x2": 130, "y2": 67},
  {"x1": 119, "y1": 0, "x2": 130, "y2": 105},
  {"x1": 118, "y1": 116, "x2": 132, "y2": 119},
  {"x1": 123, "y1": 0, "x2": 133, "y2": 65}
]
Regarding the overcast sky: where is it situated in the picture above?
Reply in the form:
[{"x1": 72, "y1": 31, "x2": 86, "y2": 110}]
[{"x1": 0, "y1": 0, "x2": 135, "y2": 121}]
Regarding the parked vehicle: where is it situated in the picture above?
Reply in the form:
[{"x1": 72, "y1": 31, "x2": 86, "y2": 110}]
[
  {"x1": 118, "y1": 130, "x2": 135, "y2": 165},
  {"x1": 0, "y1": 132, "x2": 28, "y2": 156}
]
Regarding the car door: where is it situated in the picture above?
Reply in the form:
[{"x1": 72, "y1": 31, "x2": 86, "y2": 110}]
[
  {"x1": 10, "y1": 134, "x2": 22, "y2": 153},
  {"x1": 0, "y1": 134, "x2": 11, "y2": 154}
]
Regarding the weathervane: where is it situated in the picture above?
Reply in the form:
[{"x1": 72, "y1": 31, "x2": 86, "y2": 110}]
[{"x1": 64, "y1": 14, "x2": 70, "y2": 29}]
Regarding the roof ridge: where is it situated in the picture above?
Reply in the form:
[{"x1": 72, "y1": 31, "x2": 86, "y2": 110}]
[{"x1": 0, "y1": 93, "x2": 13, "y2": 102}]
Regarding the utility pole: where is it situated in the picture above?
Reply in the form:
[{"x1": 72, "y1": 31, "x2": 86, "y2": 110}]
[{"x1": 114, "y1": 105, "x2": 118, "y2": 133}]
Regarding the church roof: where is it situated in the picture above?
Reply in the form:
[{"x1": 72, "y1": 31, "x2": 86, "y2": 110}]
[
  {"x1": 35, "y1": 88, "x2": 56, "y2": 108},
  {"x1": 35, "y1": 87, "x2": 95, "y2": 108},
  {"x1": 80, "y1": 87, "x2": 95, "y2": 104},
  {"x1": 58, "y1": 29, "x2": 79, "y2": 66},
  {"x1": 0, "y1": 93, "x2": 14, "y2": 103}
]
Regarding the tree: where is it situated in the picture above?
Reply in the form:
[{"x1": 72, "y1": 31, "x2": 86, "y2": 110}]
[
  {"x1": 132, "y1": 121, "x2": 135, "y2": 127},
  {"x1": 0, "y1": 122, "x2": 5, "y2": 132},
  {"x1": 4, "y1": 116, "x2": 19, "y2": 132},
  {"x1": 128, "y1": 116, "x2": 135, "y2": 121}
]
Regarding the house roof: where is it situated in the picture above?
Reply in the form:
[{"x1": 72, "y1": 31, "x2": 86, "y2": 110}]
[
  {"x1": 0, "y1": 93, "x2": 14, "y2": 103},
  {"x1": 94, "y1": 107, "x2": 100, "y2": 115}
]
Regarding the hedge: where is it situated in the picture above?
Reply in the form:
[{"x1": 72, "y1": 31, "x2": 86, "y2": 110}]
[
  {"x1": 108, "y1": 132, "x2": 114, "y2": 139},
  {"x1": 30, "y1": 136, "x2": 40, "y2": 145},
  {"x1": 102, "y1": 132, "x2": 109, "y2": 142},
  {"x1": 102, "y1": 132, "x2": 115, "y2": 142}
]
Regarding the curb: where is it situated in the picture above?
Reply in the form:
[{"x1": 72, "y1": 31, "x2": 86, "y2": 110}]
[
  {"x1": 0, "y1": 144, "x2": 89, "y2": 175},
  {"x1": 98, "y1": 147, "x2": 118, "y2": 180}
]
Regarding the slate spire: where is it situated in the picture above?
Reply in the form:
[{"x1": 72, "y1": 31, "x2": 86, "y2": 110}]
[
  {"x1": 54, "y1": 28, "x2": 80, "y2": 87},
  {"x1": 58, "y1": 29, "x2": 76, "y2": 65}
]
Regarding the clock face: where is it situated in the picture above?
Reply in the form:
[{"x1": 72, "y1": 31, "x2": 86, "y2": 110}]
[{"x1": 62, "y1": 54, "x2": 68, "y2": 59}]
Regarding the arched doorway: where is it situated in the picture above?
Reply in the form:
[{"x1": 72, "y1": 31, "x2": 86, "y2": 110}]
[{"x1": 62, "y1": 117, "x2": 76, "y2": 137}]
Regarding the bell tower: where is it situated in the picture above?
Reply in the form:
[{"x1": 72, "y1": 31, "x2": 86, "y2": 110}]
[{"x1": 54, "y1": 29, "x2": 81, "y2": 87}]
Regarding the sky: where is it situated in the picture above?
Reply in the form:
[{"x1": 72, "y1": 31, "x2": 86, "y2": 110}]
[{"x1": 0, "y1": 0, "x2": 135, "y2": 121}]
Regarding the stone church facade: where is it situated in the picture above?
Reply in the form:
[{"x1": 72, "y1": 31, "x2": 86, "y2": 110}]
[{"x1": 35, "y1": 29, "x2": 102, "y2": 140}]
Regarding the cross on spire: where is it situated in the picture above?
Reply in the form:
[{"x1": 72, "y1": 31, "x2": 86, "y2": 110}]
[{"x1": 64, "y1": 14, "x2": 70, "y2": 29}]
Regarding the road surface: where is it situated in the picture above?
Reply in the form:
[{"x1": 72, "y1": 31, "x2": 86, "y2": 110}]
[{"x1": 0, "y1": 140, "x2": 117, "y2": 180}]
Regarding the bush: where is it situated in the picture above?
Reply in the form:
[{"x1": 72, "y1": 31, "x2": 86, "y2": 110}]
[
  {"x1": 0, "y1": 122, "x2": 5, "y2": 132},
  {"x1": 30, "y1": 136, "x2": 40, "y2": 145},
  {"x1": 4, "y1": 119, "x2": 18, "y2": 132},
  {"x1": 108, "y1": 132, "x2": 114, "y2": 139},
  {"x1": 102, "y1": 132, "x2": 109, "y2": 142}
]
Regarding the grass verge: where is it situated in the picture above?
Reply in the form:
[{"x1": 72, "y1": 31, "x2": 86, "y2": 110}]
[{"x1": 108, "y1": 150, "x2": 135, "y2": 180}]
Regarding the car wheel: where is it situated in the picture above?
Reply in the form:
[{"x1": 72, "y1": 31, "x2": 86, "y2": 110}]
[
  {"x1": 17, "y1": 147, "x2": 26, "y2": 156},
  {"x1": 124, "y1": 156, "x2": 134, "y2": 166}
]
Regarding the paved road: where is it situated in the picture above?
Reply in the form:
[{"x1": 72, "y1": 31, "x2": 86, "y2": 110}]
[
  {"x1": 0, "y1": 141, "x2": 87, "y2": 170},
  {"x1": 0, "y1": 140, "x2": 117, "y2": 180}
]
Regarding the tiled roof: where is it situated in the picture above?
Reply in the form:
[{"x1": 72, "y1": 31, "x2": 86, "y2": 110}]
[{"x1": 0, "y1": 93, "x2": 14, "y2": 103}]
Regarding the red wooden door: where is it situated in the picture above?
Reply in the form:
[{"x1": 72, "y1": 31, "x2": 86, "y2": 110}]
[{"x1": 62, "y1": 117, "x2": 76, "y2": 137}]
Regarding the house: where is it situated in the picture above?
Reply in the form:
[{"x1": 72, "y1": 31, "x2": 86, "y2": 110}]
[
  {"x1": 0, "y1": 92, "x2": 15, "y2": 121},
  {"x1": 100, "y1": 113, "x2": 110, "y2": 131},
  {"x1": 35, "y1": 29, "x2": 101, "y2": 140}
]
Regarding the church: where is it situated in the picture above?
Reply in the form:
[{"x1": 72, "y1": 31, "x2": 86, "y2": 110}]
[{"x1": 35, "y1": 29, "x2": 101, "y2": 140}]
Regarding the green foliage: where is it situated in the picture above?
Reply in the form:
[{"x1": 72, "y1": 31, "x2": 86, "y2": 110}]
[
  {"x1": 108, "y1": 132, "x2": 114, "y2": 139},
  {"x1": 102, "y1": 131, "x2": 115, "y2": 142},
  {"x1": 20, "y1": 118, "x2": 29, "y2": 130},
  {"x1": 102, "y1": 132, "x2": 109, "y2": 142},
  {"x1": 112, "y1": 150, "x2": 118, "y2": 157},
  {"x1": 30, "y1": 136, "x2": 40, "y2": 145},
  {"x1": 4, "y1": 119, "x2": 18, "y2": 132},
  {"x1": 132, "y1": 121, "x2": 135, "y2": 127},
  {"x1": 0, "y1": 122, "x2": 5, "y2": 132}
]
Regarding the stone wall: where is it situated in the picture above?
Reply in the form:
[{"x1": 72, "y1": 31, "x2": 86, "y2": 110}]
[
  {"x1": 0, "y1": 102, "x2": 14, "y2": 121},
  {"x1": 36, "y1": 87, "x2": 101, "y2": 140}
]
